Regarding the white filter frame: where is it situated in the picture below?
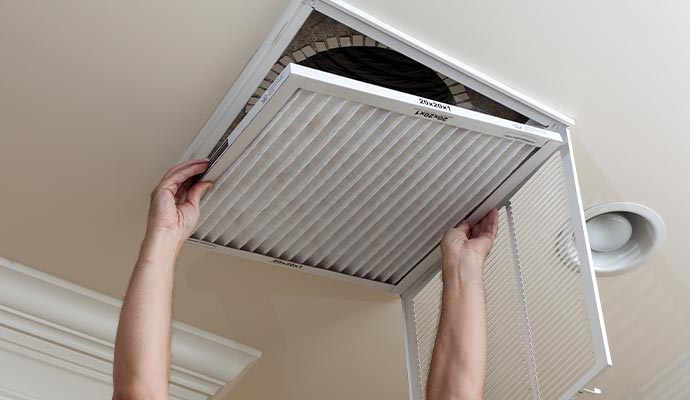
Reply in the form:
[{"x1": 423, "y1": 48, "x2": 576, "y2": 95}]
[{"x1": 189, "y1": 63, "x2": 563, "y2": 291}]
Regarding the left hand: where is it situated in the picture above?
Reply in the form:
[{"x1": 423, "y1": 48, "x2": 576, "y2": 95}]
[{"x1": 147, "y1": 159, "x2": 213, "y2": 246}]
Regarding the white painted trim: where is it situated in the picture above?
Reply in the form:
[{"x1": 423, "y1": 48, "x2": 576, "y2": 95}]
[{"x1": 0, "y1": 256, "x2": 261, "y2": 399}]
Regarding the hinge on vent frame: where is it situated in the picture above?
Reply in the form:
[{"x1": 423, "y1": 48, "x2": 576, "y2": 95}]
[
  {"x1": 526, "y1": 119, "x2": 567, "y2": 135},
  {"x1": 547, "y1": 121, "x2": 568, "y2": 135}
]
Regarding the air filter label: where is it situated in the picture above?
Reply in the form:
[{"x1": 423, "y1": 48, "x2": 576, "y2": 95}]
[
  {"x1": 272, "y1": 259, "x2": 304, "y2": 270},
  {"x1": 414, "y1": 108, "x2": 451, "y2": 122}
]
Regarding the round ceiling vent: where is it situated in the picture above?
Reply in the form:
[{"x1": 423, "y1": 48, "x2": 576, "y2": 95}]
[{"x1": 585, "y1": 202, "x2": 665, "y2": 276}]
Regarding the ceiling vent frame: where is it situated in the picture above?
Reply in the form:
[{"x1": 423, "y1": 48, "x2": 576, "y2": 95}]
[
  {"x1": 180, "y1": 0, "x2": 574, "y2": 163},
  {"x1": 178, "y1": 1, "x2": 610, "y2": 399}
]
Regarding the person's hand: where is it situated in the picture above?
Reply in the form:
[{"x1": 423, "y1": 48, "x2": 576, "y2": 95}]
[
  {"x1": 147, "y1": 159, "x2": 213, "y2": 247},
  {"x1": 441, "y1": 208, "x2": 499, "y2": 274}
]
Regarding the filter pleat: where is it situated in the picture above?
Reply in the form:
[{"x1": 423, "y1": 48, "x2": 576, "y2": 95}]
[
  {"x1": 217, "y1": 101, "x2": 367, "y2": 246},
  {"x1": 232, "y1": 106, "x2": 388, "y2": 249},
  {"x1": 341, "y1": 133, "x2": 493, "y2": 277},
  {"x1": 270, "y1": 118, "x2": 435, "y2": 259},
  {"x1": 244, "y1": 112, "x2": 409, "y2": 252},
  {"x1": 324, "y1": 130, "x2": 473, "y2": 272},
  {"x1": 208, "y1": 96, "x2": 348, "y2": 244},
  {"x1": 196, "y1": 90, "x2": 318, "y2": 238},
  {"x1": 282, "y1": 121, "x2": 445, "y2": 261},
  {"x1": 305, "y1": 126, "x2": 463, "y2": 269},
  {"x1": 255, "y1": 116, "x2": 423, "y2": 256}
]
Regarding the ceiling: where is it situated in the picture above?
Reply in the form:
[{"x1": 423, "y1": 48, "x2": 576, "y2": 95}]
[{"x1": 1, "y1": 0, "x2": 689, "y2": 399}]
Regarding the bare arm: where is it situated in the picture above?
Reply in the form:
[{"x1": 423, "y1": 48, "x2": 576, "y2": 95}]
[
  {"x1": 426, "y1": 208, "x2": 498, "y2": 400},
  {"x1": 112, "y1": 159, "x2": 213, "y2": 400}
]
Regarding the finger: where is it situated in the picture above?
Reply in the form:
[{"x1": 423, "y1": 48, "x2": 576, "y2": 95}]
[
  {"x1": 158, "y1": 161, "x2": 209, "y2": 192},
  {"x1": 487, "y1": 208, "x2": 498, "y2": 239},
  {"x1": 471, "y1": 209, "x2": 490, "y2": 238},
  {"x1": 186, "y1": 181, "x2": 214, "y2": 208},
  {"x1": 471, "y1": 213, "x2": 486, "y2": 238},
  {"x1": 161, "y1": 158, "x2": 209, "y2": 183},
  {"x1": 454, "y1": 220, "x2": 470, "y2": 236},
  {"x1": 470, "y1": 221, "x2": 479, "y2": 238},
  {"x1": 479, "y1": 208, "x2": 498, "y2": 239},
  {"x1": 175, "y1": 177, "x2": 195, "y2": 204}
]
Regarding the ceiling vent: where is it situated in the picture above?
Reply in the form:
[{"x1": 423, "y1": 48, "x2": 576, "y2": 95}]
[{"x1": 180, "y1": 1, "x2": 611, "y2": 399}]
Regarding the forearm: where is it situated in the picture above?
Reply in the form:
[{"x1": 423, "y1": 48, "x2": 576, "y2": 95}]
[
  {"x1": 426, "y1": 259, "x2": 487, "y2": 400},
  {"x1": 113, "y1": 230, "x2": 180, "y2": 400}
]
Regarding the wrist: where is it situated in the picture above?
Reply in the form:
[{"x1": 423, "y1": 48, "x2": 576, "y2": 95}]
[
  {"x1": 145, "y1": 225, "x2": 185, "y2": 243},
  {"x1": 441, "y1": 255, "x2": 486, "y2": 287},
  {"x1": 138, "y1": 228, "x2": 184, "y2": 267}
]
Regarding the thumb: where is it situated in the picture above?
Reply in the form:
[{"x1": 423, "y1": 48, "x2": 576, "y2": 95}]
[
  {"x1": 187, "y1": 181, "x2": 213, "y2": 208},
  {"x1": 455, "y1": 220, "x2": 470, "y2": 236}
]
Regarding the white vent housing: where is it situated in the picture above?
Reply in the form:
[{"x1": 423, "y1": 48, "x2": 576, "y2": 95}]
[{"x1": 180, "y1": 1, "x2": 611, "y2": 399}]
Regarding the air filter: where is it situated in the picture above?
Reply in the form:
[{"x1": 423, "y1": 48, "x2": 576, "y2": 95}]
[{"x1": 192, "y1": 64, "x2": 561, "y2": 287}]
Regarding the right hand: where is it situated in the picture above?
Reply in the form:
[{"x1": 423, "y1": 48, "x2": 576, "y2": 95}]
[{"x1": 441, "y1": 208, "x2": 499, "y2": 271}]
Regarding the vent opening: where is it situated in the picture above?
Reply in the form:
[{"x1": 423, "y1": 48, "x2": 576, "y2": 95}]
[
  {"x1": 300, "y1": 47, "x2": 456, "y2": 105},
  {"x1": 208, "y1": 11, "x2": 529, "y2": 159}
]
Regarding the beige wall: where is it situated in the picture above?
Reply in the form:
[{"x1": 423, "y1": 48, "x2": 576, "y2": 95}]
[{"x1": 174, "y1": 249, "x2": 408, "y2": 400}]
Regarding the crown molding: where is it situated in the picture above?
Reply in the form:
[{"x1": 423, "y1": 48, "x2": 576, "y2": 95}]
[{"x1": 0, "y1": 256, "x2": 261, "y2": 399}]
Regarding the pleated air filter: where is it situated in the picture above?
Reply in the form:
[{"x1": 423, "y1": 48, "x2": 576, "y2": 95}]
[
  {"x1": 192, "y1": 64, "x2": 561, "y2": 287},
  {"x1": 180, "y1": 1, "x2": 611, "y2": 399}
]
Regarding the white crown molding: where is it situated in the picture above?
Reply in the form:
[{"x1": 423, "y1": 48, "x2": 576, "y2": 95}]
[{"x1": 0, "y1": 256, "x2": 261, "y2": 400}]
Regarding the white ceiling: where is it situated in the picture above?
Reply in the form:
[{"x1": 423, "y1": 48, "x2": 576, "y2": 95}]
[{"x1": 1, "y1": 0, "x2": 689, "y2": 399}]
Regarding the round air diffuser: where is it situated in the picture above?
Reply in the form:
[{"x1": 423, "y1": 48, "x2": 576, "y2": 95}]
[{"x1": 584, "y1": 202, "x2": 665, "y2": 276}]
